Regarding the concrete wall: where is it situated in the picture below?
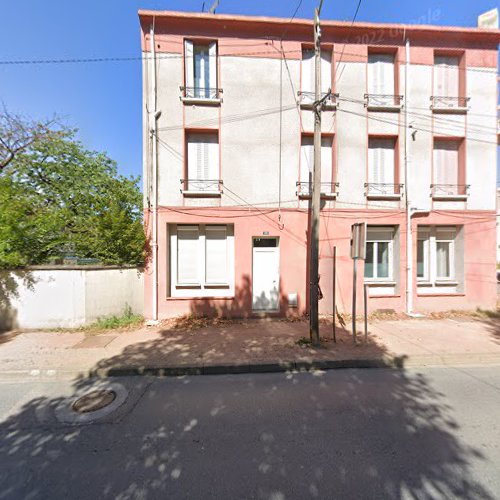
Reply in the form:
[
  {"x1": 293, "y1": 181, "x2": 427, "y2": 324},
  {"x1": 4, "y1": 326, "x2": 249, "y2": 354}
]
[{"x1": 0, "y1": 267, "x2": 143, "y2": 330}]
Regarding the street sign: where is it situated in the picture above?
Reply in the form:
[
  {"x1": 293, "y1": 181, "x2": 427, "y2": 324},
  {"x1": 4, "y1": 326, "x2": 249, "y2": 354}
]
[{"x1": 350, "y1": 223, "x2": 366, "y2": 260}]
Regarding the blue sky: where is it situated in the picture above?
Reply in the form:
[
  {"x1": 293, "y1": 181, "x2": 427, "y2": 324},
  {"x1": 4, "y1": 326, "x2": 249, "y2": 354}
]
[{"x1": 0, "y1": 0, "x2": 497, "y2": 179}]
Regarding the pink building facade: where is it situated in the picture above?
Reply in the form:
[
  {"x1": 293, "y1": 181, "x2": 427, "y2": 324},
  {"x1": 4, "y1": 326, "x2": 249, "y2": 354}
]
[{"x1": 139, "y1": 10, "x2": 500, "y2": 320}]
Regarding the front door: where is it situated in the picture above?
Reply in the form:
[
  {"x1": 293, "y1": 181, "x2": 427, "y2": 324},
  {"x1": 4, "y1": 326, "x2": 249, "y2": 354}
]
[{"x1": 252, "y1": 237, "x2": 280, "y2": 311}]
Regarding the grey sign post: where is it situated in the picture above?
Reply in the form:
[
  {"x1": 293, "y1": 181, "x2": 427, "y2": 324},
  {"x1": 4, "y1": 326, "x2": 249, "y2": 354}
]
[{"x1": 350, "y1": 223, "x2": 366, "y2": 344}]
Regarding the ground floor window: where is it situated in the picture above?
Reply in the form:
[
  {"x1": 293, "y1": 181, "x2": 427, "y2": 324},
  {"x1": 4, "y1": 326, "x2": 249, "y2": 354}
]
[
  {"x1": 365, "y1": 227, "x2": 395, "y2": 281},
  {"x1": 417, "y1": 226, "x2": 462, "y2": 293},
  {"x1": 169, "y1": 224, "x2": 234, "y2": 298}
]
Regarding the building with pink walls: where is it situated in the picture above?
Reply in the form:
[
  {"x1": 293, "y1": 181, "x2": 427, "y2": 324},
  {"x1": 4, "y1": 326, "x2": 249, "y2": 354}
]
[{"x1": 139, "y1": 10, "x2": 500, "y2": 320}]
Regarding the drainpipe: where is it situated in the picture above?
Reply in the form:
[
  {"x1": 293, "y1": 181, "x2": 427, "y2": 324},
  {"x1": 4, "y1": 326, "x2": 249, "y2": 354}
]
[
  {"x1": 404, "y1": 37, "x2": 413, "y2": 316},
  {"x1": 149, "y1": 22, "x2": 160, "y2": 324}
]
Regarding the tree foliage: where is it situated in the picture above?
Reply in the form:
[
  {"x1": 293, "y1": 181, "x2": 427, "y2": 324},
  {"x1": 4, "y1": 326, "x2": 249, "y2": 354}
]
[{"x1": 0, "y1": 128, "x2": 145, "y2": 268}]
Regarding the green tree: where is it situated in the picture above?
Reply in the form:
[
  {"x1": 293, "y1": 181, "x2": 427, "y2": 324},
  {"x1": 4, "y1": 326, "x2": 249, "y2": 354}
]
[{"x1": 0, "y1": 129, "x2": 145, "y2": 267}]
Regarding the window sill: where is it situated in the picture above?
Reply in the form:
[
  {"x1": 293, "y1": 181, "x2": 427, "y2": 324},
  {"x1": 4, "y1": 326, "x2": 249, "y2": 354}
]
[
  {"x1": 181, "y1": 190, "x2": 222, "y2": 198},
  {"x1": 431, "y1": 106, "x2": 469, "y2": 114},
  {"x1": 432, "y1": 195, "x2": 468, "y2": 201},
  {"x1": 367, "y1": 104, "x2": 402, "y2": 112},
  {"x1": 167, "y1": 296, "x2": 235, "y2": 301},
  {"x1": 298, "y1": 193, "x2": 337, "y2": 200},
  {"x1": 299, "y1": 102, "x2": 337, "y2": 111},
  {"x1": 181, "y1": 97, "x2": 222, "y2": 106},
  {"x1": 366, "y1": 194, "x2": 402, "y2": 201},
  {"x1": 417, "y1": 293, "x2": 465, "y2": 297},
  {"x1": 365, "y1": 281, "x2": 396, "y2": 286},
  {"x1": 417, "y1": 281, "x2": 458, "y2": 287}
]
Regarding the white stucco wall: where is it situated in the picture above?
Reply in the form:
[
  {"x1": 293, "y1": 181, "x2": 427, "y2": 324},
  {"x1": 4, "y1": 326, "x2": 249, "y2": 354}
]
[
  {"x1": 0, "y1": 268, "x2": 144, "y2": 330},
  {"x1": 145, "y1": 46, "x2": 497, "y2": 213}
]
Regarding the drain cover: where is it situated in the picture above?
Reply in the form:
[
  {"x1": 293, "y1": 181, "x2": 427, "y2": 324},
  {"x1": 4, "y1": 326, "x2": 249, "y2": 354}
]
[{"x1": 72, "y1": 390, "x2": 117, "y2": 414}]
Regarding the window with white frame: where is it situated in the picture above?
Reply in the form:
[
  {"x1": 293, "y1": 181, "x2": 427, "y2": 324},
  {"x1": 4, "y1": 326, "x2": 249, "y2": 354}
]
[
  {"x1": 170, "y1": 224, "x2": 234, "y2": 298},
  {"x1": 301, "y1": 48, "x2": 332, "y2": 104},
  {"x1": 368, "y1": 138, "x2": 396, "y2": 195},
  {"x1": 186, "y1": 132, "x2": 219, "y2": 192},
  {"x1": 417, "y1": 226, "x2": 457, "y2": 285},
  {"x1": 184, "y1": 40, "x2": 217, "y2": 99},
  {"x1": 367, "y1": 53, "x2": 396, "y2": 106},
  {"x1": 434, "y1": 55, "x2": 459, "y2": 98},
  {"x1": 299, "y1": 135, "x2": 333, "y2": 195},
  {"x1": 365, "y1": 227, "x2": 394, "y2": 281}
]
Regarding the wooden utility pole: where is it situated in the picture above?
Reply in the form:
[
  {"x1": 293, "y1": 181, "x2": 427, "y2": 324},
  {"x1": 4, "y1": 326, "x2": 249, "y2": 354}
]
[{"x1": 309, "y1": 3, "x2": 323, "y2": 346}]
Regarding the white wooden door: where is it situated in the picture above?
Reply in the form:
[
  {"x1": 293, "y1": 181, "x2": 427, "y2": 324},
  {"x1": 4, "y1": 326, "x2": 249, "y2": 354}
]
[{"x1": 252, "y1": 238, "x2": 280, "y2": 311}]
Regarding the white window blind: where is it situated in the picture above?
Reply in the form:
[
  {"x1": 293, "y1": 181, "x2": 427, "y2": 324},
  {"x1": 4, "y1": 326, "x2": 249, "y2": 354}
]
[
  {"x1": 187, "y1": 133, "x2": 219, "y2": 190},
  {"x1": 434, "y1": 56, "x2": 459, "y2": 97},
  {"x1": 433, "y1": 140, "x2": 459, "y2": 185},
  {"x1": 302, "y1": 49, "x2": 332, "y2": 98},
  {"x1": 205, "y1": 226, "x2": 228, "y2": 284},
  {"x1": 300, "y1": 136, "x2": 333, "y2": 186},
  {"x1": 177, "y1": 226, "x2": 200, "y2": 284},
  {"x1": 368, "y1": 138, "x2": 395, "y2": 185},
  {"x1": 368, "y1": 53, "x2": 395, "y2": 96},
  {"x1": 184, "y1": 40, "x2": 194, "y2": 89}
]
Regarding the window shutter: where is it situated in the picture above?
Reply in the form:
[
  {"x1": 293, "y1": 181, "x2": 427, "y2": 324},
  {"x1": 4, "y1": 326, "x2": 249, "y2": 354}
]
[
  {"x1": 184, "y1": 40, "x2": 194, "y2": 89},
  {"x1": 208, "y1": 42, "x2": 217, "y2": 93},
  {"x1": 300, "y1": 136, "x2": 314, "y2": 184},
  {"x1": 188, "y1": 133, "x2": 219, "y2": 187},
  {"x1": 302, "y1": 50, "x2": 314, "y2": 96},
  {"x1": 369, "y1": 139, "x2": 394, "y2": 185},
  {"x1": 368, "y1": 54, "x2": 394, "y2": 104},
  {"x1": 321, "y1": 50, "x2": 332, "y2": 94},
  {"x1": 435, "y1": 56, "x2": 459, "y2": 97},
  {"x1": 177, "y1": 226, "x2": 200, "y2": 284},
  {"x1": 205, "y1": 226, "x2": 227, "y2": 284},
  {"x1": 434, "y1": 141, "x2": 458, "y2": 185},
  {"x1": 320, "y1": 136, "x2": 333, "y2": 185}
]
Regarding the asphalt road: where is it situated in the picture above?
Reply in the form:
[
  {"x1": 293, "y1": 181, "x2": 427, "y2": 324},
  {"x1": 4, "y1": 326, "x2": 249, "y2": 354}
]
[{"x1": 1, "y1": 366, "x2": 500, "y2": 499}]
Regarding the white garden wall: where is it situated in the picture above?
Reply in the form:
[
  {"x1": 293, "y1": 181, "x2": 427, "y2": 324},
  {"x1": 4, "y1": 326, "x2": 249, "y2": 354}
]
[{"x1": 0, "y1": 267, "x2": 143, "y2": 330}]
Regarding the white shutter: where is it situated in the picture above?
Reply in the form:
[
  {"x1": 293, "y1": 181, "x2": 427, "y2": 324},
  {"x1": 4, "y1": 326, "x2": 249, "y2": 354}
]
[
  {"x1": 368, "y1": 54, "x2": 394, "y2": 105},
  {"x1": 435, "y1": 56, "x2": 459, "y2": 97},
  {"x1": 320, "y1": 136, "x2": 332, "y2": 185},
  {"x1": 369, "y1": 139, "x2": 394, "y2": 184},
  {"x1": 188, "y1": 134, "x2": 219, "y2": 189},
  {"x1": 321, "y1": 50, "x2": 332, "y2": 94},
  {"x1": 302, "y1": 50, "x2": 314, "y2": 102},
  {"x1": 434, "y1": 141, "x2": 458, "y2": 185},
  {"x1": 184, "y1": 40, "x2": 194, "y2": 89},
  {"x1": 205, "y1": 226, "x2": 227, "y2": 284},
  {"x1": 300, "y1": 136, "x2": 314, "y2": 184},
  {"x1": 208, "y1": 42, "x2": 217, "y2": 93},
  {"x1": 177, "y1": 226, "x2": 200, "y2": 284}
]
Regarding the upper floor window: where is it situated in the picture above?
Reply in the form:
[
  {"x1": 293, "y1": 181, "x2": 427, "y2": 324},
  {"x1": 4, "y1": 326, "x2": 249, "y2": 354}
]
[
  {"x1": 367, "y1": 137, "x2": 400, "y2": 198},
  {"x1": 432, "y1": 54, "x2": 468, "y2": 111},
  {"x1": 183, "y1": 132, "x2": 220, "y2": 195},
  {"x1": 432, "y1": 139, "x2": 467, "y2": 199},
  {"x1": 366, "y1": 52, "x2": 401, "y2": 109},
  {"x1": 300, "y1": 48, "x2": 333, "y2": 106},
  {"x1": 184, "y1": 40, "x2": 218, "y2": 100},
  {"x1": 298, "y1": 135, "x2": 335, "y2": 197}
]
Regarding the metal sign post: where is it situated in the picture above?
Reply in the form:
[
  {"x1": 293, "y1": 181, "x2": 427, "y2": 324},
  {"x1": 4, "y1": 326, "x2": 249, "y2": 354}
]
[{"x1": 350, "y1": 223, "x2": 366, "y2": 344}]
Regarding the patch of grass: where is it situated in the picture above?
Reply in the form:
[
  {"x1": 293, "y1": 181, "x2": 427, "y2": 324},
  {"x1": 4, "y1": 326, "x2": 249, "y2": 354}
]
[
  {"x1": 89, "y1": 306, "x2": 143, "y2": 331},
  {"x1": 296, "y1": 336, "x2": 312, "y2": 347}
]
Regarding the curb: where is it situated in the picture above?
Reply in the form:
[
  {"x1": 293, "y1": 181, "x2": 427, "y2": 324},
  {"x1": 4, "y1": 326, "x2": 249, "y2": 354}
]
[{"x1": 2, "y1": 353, "x2": 500, "y2": 380}]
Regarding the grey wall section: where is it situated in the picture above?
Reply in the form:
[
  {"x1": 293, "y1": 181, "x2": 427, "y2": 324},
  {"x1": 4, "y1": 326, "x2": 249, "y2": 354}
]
[{"x1": 0, "y1": 268, "x2": 143, "y2": 331}]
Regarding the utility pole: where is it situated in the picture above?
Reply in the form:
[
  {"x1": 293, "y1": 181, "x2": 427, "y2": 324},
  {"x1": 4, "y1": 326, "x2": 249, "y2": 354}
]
[{"x1": 309, "y1": 1, "x2": 324, "y2": 346}]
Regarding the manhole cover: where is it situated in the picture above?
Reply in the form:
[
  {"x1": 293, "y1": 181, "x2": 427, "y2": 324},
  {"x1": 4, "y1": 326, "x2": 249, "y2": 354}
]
[{"x1": 72, "y1": 390, "x2": 117, "y2": 414}]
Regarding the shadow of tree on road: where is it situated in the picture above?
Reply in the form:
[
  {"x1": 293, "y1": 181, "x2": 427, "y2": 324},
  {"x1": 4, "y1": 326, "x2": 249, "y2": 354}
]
[{"x1": 0, "y1": 351, "x2": 496, "y2": 497}]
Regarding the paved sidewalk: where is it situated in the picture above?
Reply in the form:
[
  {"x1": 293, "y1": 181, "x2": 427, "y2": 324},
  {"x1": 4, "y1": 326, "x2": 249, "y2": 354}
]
[{"x1": 0, "y1": 316, "x2": 500, "y2": 379}]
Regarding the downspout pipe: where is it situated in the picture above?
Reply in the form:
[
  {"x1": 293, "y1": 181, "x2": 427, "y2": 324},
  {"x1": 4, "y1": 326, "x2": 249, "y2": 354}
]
[
  {"x1": 404, "y1": 37, "x2": 412, "y2": 316},
  {"x1": 149, "y1": 21, "x2": 160, "y2": 324}
]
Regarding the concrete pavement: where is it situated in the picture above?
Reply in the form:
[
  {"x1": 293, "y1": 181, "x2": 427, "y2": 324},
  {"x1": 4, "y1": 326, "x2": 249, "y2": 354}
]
[
  {"x1": 1, "y1": 317, "x2": 500, "y2": 379},
  {"x1": 1, "y1": 366, "x2": 500, "y2": 499}
]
